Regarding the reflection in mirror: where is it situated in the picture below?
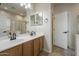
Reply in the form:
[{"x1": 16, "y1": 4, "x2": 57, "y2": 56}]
[
  {"x1": 0, "y1": 11, "x2": 10, "y2": 37},
  {"x1": 0, "y1": 3, "x2": 36, "y2": 37},
  {"x1": 30, "y1": 15, "x2": 36, "y2": 26},
  {"x1": 0, "y1": 11, "x2": 27, "y2": 37},
  {"x1": 10, "y1": 15, "x2": 27, "y2": 34},
  {"x1": 36, "y1": 13, "x2": 43, "y2": 25}
]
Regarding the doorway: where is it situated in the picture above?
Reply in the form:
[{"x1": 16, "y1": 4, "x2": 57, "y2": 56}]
[
  {"x1": 53, "y1": 12, "x2": 68, "y2": 49},
  {"x1": 52, "y1": 11, "x2": 77, "y2": 56}
]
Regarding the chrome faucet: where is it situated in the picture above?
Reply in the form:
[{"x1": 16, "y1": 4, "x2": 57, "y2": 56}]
[{"x1": 9, "y1": 32, "x2": 16, "y2": 40}]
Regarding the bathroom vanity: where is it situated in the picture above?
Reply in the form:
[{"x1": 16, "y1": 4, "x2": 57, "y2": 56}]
[{"x1": 0, "y1": 33, "x2": 44, "y2": 56}]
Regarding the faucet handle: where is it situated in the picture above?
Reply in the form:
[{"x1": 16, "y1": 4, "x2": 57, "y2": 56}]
[{"x1": 13, "y1": 32, "x2": 16, "y2": 39}]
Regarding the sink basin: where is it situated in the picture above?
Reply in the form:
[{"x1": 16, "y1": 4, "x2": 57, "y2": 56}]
[
  {"x1": 17, "y1": 34, "x2": 31, "y2": 39},
  {"x1": 0, "y1": 35, "x2": 25, "y2": 42},
  {"x1": 0, "y1": 36, "x2": 9, "y2": 41},
  {"x1": 0, "y1": 34, "x2": 35, "y2": 43}
]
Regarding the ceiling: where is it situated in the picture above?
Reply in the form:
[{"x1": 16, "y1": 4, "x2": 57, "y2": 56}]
[{"x1": 0, "y1": 3, "x2": 33, "y2": 16}]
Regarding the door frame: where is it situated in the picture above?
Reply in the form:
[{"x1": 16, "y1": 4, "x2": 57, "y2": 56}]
[{"x1": 52, "y1": 12, "x2": 69, "y2": 50}]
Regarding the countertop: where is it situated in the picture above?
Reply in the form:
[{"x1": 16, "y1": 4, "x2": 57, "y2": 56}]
[{"x1": 0, "y1": 32, "x2": 44, "y2": 52}]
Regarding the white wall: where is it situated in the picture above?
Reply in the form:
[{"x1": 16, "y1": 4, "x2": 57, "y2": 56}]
[
  {"x1": 26, "y1": 3, "x2": 52, "y2": 53},
  {"x1": 54, "y1": 4, "x2": 79, "y2": 15},
  {"x1": 68, "y1": 12, "x2": 78, "y2": 49}
]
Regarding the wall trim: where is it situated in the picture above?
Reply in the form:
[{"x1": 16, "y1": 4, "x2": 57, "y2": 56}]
[{"x1": 43, "y1": 49, "x2": 52, "y2": 54}]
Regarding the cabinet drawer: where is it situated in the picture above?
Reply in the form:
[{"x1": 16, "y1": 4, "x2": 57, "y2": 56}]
[
  {"x1": 34, "y1": 38, "x2": 40, "y2": 56},
  {"x1": 39, "y1": 36, "x2": 44, "y2": 52},
  {"x1": 0, "y1": 45, "x2": 22, "y2": 56},
  {"x1": 23, "y1": 40, "x2": 34, "y2": 56}
]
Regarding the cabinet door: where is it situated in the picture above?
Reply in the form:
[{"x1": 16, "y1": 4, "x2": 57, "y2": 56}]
[
  {"x1": 23, "y1": 40, "x2": 34, "y2": 56},
  {"x1": 0, "y1": 45, "x2": 22, "y2": 56},
  {"x1": 39, "y1": 36, "x2": 44, "y2": 52},
  {"x1": 34, "y1": 38, "x2": 40, "y2": 56}
]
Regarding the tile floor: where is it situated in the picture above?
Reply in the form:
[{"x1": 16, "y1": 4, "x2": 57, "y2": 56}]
[{"x1": 40, "y1": 45, "x2": 75, "y2": 56}]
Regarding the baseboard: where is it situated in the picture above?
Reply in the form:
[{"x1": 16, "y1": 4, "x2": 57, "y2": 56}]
[
  {"x1": 53, "y1": 45, "x2": 64, "y2": 49},
  {"x1": 68, "y1": 47, "x2": 75, "y2": 51},
  {"x1": 43, "y1": 49, "x2": 52, "y2": 54}
]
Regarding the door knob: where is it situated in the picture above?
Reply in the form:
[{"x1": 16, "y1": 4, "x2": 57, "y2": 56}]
[{"x1": 63, "y1": 32, "x2": 68, "y2": 33}]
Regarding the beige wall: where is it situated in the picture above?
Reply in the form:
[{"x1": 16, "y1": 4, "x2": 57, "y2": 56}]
[{"x1": 54, "y1": 3, "x2": 79, "y2": 15}]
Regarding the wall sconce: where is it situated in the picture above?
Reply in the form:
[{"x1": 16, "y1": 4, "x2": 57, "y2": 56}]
[{"x1": 44, "y1": 18, "x2": 48, "y2": 23}]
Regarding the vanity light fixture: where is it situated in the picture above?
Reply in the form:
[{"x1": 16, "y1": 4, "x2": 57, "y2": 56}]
[
  {"x1": 20, "y1": 3, "x2": 31, "y2": 9},
  {"x1": 20, "y1": 3, "x2": 24, "y2": 6},
  {"x1": 25, "y1": 5, "x2": 28, "y2": 9},
  {"x1": 39, "y1": 12, "x2": 42, "y2": 17},
  {"x1": 20, "y1": 3, "x2": 26, "y2": 7},
  {"x1": 27, "y1": 3, "x2": 31, "y2": 8}
]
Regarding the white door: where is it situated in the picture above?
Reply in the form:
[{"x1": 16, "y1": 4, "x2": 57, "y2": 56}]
[{"x1": 54, "y1": 12, "x2": 68, "y2": 49}]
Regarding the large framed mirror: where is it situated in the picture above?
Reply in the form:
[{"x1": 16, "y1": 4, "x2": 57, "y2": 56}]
[{"x1": 30, "y1": 12, "x2": 43, "y2": 26}]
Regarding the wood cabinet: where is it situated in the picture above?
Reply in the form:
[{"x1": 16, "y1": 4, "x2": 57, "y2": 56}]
[
  {"x1": 34, "y1": 38, "x2": 40, "y2": 56},
  {"x1": 39, "y1": 36, "x2": 44, "y2": 52},
  {"x1": 23, "y1": 40, "x2": 34, "y2": 56},
  {"x1": 33, "y1": 36, "x2": 44, "y2": 56},
  {"x1": 0, "y1": 45, "x2": 22, "y2": 56},
  {"x1": 0, "y1": 36, "x2": 44, "y2": 56}
]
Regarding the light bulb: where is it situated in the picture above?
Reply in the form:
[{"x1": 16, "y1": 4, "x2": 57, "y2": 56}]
[
  {"x1": 20, "y1": 3, "x2": 26, "y2": 6},
  {"x1": 39, "y1": 12, "x2": 42, "y2": 17},
  {"x1": 25, "y1": 5, "x2": 28, "y2": 9},
  {"x1": 20, "y1": 3, "x2": 31, "y2": 9},
  {"x1": 20, "y1": 3, "x2": 24, "y2": 6},
  {"x1": 28, "y1": 3, "x2": 31, "y2": 8}
]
